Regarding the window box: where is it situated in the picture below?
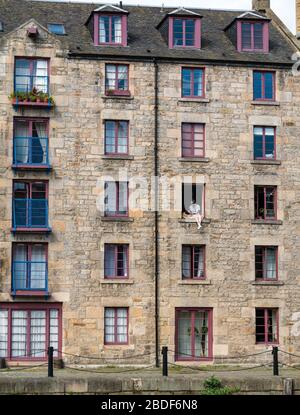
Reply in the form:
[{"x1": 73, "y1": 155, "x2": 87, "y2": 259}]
[
  {"x1": 175, "y1": 308, "x2": 213, "y2": 361},
  {"x1": 12, "y1": 118, "x2": 50, "y2": 170},
  {"x1": 0, "y1": 303, "x2": 62, "y2": 361},
  {"x1": 12, "y1": 181, "x2": 51, "y2": 233},
  {"x1": 255, "y1": 308, "x2": 279, "y2": 345},
  {"x1": 104, "y1": 307, "x2": 128, "y2": 345},
  {"x1": 12, "y1": 243, "x2": 48, "y2": 295},
  {"x1": 104, "y1": 244, "x2": 129, "y2": 279}
]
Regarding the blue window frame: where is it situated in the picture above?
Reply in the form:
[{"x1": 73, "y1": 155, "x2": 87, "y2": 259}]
[
  {"x1": 12, "y1": 243, "x2": 48, "y2": 292},
  {"x1": 254, "y1": 127, "x2": 276, "y2": 160},
  {"x1": 13, "y1": 118, "x2": 49, "y2": 168},
  {"x1": 15, "y1": 58, "x2": 49, "y2": 94},
  {"x1": 12, "y1": 181, "x2": 49, "y2": 230},
  {"x1": 182, "y1": 68, "x2": 204, "y2": 98},
  {"x1": 47, "y1": 23, "x2": 65, "y2": 35},
  {"x1": 253, "y1": 71, "x2": 275, "y2": 101}
]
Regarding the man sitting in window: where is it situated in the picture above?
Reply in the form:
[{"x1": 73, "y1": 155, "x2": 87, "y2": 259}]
[{"x1": 187, "y1": 200, "x2": 203, "y2": 230}]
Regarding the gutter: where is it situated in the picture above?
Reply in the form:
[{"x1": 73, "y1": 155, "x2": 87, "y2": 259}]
[{"x1": 153, "y1": 57, "x2": 159, "y2": 368}]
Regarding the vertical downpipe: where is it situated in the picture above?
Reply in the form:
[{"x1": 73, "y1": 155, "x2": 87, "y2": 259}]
[{"x1": 153, "y1": 58, "x2": 159, "y2": 367}]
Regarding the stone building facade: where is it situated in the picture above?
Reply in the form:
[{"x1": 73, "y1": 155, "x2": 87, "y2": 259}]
[{"x1": 0, "y1": 0, "x2": 299, "y2": 366}]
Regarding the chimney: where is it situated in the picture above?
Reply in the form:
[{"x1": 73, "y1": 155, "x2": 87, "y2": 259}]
[
  {"x1": 252, "y1": 0, "x2": 270, "y2": 11},
  {"x1": 297, "y1": 0, "x2": 300, "y2": 36}
]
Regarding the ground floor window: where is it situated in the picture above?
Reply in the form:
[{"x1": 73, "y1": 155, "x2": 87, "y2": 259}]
[
  {"x1": 255, "y1": 308, "x2": 278, "y2": 344},
  {"x1": 0, "y1": 303, "x2": 62, "y2": 360},
  {"x1": 175, "y1": 308, "x2": 212, "y2": 361},
  {"x1": 104, "y1": 307, "x2": 128, "y2": 345}
]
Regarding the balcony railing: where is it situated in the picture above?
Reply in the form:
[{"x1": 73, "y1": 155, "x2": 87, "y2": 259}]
[
  {"x1": 12, "y1": 198, "x2": 50, "y2": 231},
  {"x1": 12, "y1": 261, "x2": 48, "y2": 292},
  {"x1": 13, "y1": 136, "x2": 49, "y2": 169}
]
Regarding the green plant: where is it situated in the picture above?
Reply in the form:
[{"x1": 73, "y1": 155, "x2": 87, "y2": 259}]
[
  {"x1": 201, "y1": 376, "x2": 240, "y2": 396},
  {"x1": 106, "y1": 89, "x2": 115, "y2": 95}
]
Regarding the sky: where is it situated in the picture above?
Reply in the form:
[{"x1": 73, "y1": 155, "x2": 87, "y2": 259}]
[{"x1": 52, "y1": 0, "x2": 296, "y2": 33}]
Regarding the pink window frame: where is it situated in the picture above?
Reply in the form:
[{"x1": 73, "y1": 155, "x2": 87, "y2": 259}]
[
  {"x1": 255, "y1": 246, "x2": 278, "y2": 281},
  {"x1": 168, "y1": 17, "x2": 201, "y2": 49},
  {"x1": 94, "y1": 13, "x2": 127, "y2": 46},
  {"x1": 105, "y1": 64, "x2": 130, "y2": 96},
  {"x1": 181, "y1": 123, "x2": 205, "y2": 158},
  {"x1": 104, "y1": 244, "x2": 129, "y2": 279},
  {"x1": 253, "y1": 126, "x2": 276, "y2": 160},
  {"x1": 104, "y1": 120, "x2": 129, "y2": 155},
  {"x1": 104, "y1": 307, "x2": 129, "y2": 345},
  {"x1": 254, "y1": 185, "x2": 277, "y2": 221},
  {"x1": 253, "y1": 70, "x2": 276, "y2": 101},
  {"x1": 104, "y1": 181, "x2": 129, "y2": 217},
  {"x1": 237, "y1": 20, "x2": 269, "y2": 53},
  {"x1": 0, "y1": 302, "x2": 62, "y2": 361},
  {"x1": 175, "y1": 307, "x2": 213, "y2": 361},
  {"x1": 255, "y1": 308, "x2": 279, "y2": 345},
  {"x1": 181, "y1": 67, "x2": 205, "y2": 98},
  {"x1": 182, "y1": 245, "x2": 206, "y2": 280}
]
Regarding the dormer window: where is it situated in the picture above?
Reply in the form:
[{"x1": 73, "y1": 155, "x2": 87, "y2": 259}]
[
  {"x1": 241, "y1": 21, "x2": 265, "y2": 51},
  {"x1": 91, "y1": 5, "x2": 128, "y2": 47},
  {"x1": 169, "y1": 17, "x2": 201, "y2": 49}
]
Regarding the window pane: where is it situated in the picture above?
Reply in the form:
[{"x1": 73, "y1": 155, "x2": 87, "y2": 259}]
[
  {"x1": 268, "y1": 309, "x2": 278, "y2": 342},
  {"x1": 265, "y1": 127, "x2": 275, "y2": 159},
  {"x1": 185, "y1": 20, "x2": 195, "y2": 46},
  {"x1": 253, "y1": 71, "x2": 262, "y2": 100},
  {"x1": 194, "y1": 246, "x2": 204, "y2": 278},
  {"x1": 255, "y1": 246, "x2": 264, "y2": 279},
  {"x1": 242, "y1": 23, "x2": 252, "y2": 49},
  {"x1": 193, "y1": 69, "x2": 203, "y2": 96},
  {"x1": 116, "y1": 308, "x2": 127, "y2": 343},
  {"x1": 105, "y1": 121, "x2": 116, "y2": 153},
  {"x1": 254, "y1": 127, "x2": 263, "y2": 159},
  {"x1": 30, "y1": 245, "x2": 47, "y2": 289},
  {"x1": 47, "y1": 24, "x2": 65, "y2": 35},
  {"x1": 105, "y1": 65, "x2": 117, "y2": 90},
  {"x1": 265, "y1": 247, "x2": 277, "y2": 279},
  {"x1": 266, "y1": 187, "x2": 275, "y2": 218},
  {"x1": 11, "y1": 310, "x2": 27, "y2": 358},
  {"x1": 99, "y1": 16, "x2": 110, "y2": 43},
  {"x1": 15, "y1": 59, "x2": 31, "y2": 92},
  {"x1": 104, "y1": 308, "x2": 115, "y2": 343},
  {"x1": 173, "y1": 19, "x2": 183, "y2": 46},
  {"x1": 118, "y1": 182, "x2": 128, "y2": 214},
  {"x1": 264, "y1": 72, "x2": 274, "y2": 100},
  {"x1": 182, "y1": 246, "x2": 191, "y2": 279},
  {"x1": 111, "y1": 16, "x2": 122, "y2": 43},
  {"x1": 117, "y1": 65, "x2": 128, "y2": 90},
  {"x1": 117, "y1": 245, "x2": 127, "y2": 277},
  {"x1": 177, "y1": 311, "x2": 192, "y2": 357},
  {"x1": 182, "y1": 69, "x2": 191, "y2": 96},
  {"x1": 50, "y1": 309, "x2": 59, "y2": 357},
  {"x1": 117, "y1": 121, "x2": 128, "y2": 154},
  {"x1": 256, "y1": 309, "x2": 266, "y2": 343},
  {"x1": 14, "y1": 120, "x2": 30, "y2": 164},
  {"x1": 194, "y1": 311, "x2": 209, "y2": 358},
  {"x1": 104, "y1": 182, "x2": 117, "y2": 215},
  {"x1": 32, "y1": 60, "x2": 48, "y2": 93},
  {"x1": 13, "y1": 244, "x2": 28, "y2": 289},
  {"x1": 254, "y1": 23, "x2": 263, "y2": 49},
  {"x1": 30, "y1": 310, "x2": 46, "y2": 358},
  {"x1": 0, "y1": 310, "x2": 8, "y2": 358},
  {"x1": 104, "y1": 245, "x2": 116, "y2": 277}
]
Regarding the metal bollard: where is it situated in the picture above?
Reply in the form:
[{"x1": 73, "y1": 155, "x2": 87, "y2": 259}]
[
  {"x1": 272, "y1": 346, "x2": 279, "y2": 376},
  {"x1": 48, "y1": 346, "x2": 54, "y2": 378},
  {"x1": 162, "y1": 346, "x2": 168, "y2": 377}
]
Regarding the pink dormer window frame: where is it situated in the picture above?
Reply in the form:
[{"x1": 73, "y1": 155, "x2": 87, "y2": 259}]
[
  {"x1": 94, "y1": 13, "x2": 127, "y2": 47},
  {"x1": 237, "y1": 20, "x2": 269, "y2": 53},
  {"x1": 168, "y1": 16, "x2": 201, "y2": 49}
]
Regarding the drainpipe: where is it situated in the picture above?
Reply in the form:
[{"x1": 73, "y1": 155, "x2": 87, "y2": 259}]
[{"x1": 153, "y1": 58, "x2": 159, "y2": 368}]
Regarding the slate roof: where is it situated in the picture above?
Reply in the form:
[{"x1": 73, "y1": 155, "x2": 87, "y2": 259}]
[{"x1": 0, "y1": 0, "x2": 296, "y2": 66}]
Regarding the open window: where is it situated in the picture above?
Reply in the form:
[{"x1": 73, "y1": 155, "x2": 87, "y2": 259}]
[
  {"x1": 182, "y1": 183, "x2": 204, "y2": 216},
  {"x1": 254, "y1": 185, "x2": 277, "y2": 221}
]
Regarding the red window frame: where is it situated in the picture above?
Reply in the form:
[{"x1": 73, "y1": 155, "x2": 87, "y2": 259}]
[
  {"x1": 237, "y1": 20, "x2": 269, "y2": 52},
  {"x1": 168, "y1": 17, "x2": 201, "y2": 49},
  {"x1": 104, "y1": 244, "x2": 129, "y2": 279},
  {"x1": 104, "y1": 181, "x2": 129, "y2": 217},
  {"x1": 175, "y1": 308, "x2": 213, "y2": 361},
  {"x1": 181, "y1": 123, "x2": 205, "y2": 158},
  {"x1": 255, "y1": 246, "x2": 278, "y2": 281},
  {"x1": 0, "y1": 302, "x2": 62, "y2": 361},
  {"x1": 181, "y1": 67, "x2": 205, "y2": 98},
  {"x1": 254, "y1": 185, "x2": 277, "y2": 221},
  {"x1": 182, "y1": 245, "x2": 206, "y2": 280},
  {"x1": 94, "y1": 13, "x2": 127, "y2": 46},
  {"x1": 255, "y1": 308, "x2": 279, "y2": 345},
  {"x1": 104, "y1": 307, "x2": 129, "y2": 345},
  {"x1": 105, "y1": 64, "x2": 130, "y2": 96},
  {"x1": 104, "y1": 120, "x2": 129, "y2": 155},
  {"x1": 253, "y1": 126, "x2": 276, "y2": 160},
  {"x1": 253, "y1": 70, "x2": 276, "y2": 101}
]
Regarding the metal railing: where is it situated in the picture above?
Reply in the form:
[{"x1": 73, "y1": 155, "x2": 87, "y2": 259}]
[
  {"x1": 13, "y1": 198, "x2": 49, "y2": 228},
  {"x1": 13, "y1": 136, "x2": 49, "y2": 167}
]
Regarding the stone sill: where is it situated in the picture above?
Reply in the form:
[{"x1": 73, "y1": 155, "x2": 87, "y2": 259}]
[
  {"x1": 252, "y1": 281, "x2": 284, "y2": 286},
  {"x1": 101, "y1": 95, "x2": 134, "y2": 101},
  {"x1": 100, "y1": 280, "x2": 134, "y2": 284},
  {"x1": 251, "y1": 101, "x2": 280, "y2": 106},
  {"x1": 101, "y1": 217, "x2": 134, "y2": 223},
  {"x1": 178, "y1": 98, "x2": 210, "y2": 104},
  {"x1": 178, "y1": 157, "x2": 210, "y2": 163},
  {"x1": 101, "y1": 155, "x2": 134, "y2": 160},
  {"x1": 251, "y1": 160, "x2": 281, "y2": 166},
  {"x1": 178, "y1": 280, "x2": 212, "y2": 285},
  {"x1": 179, "y1": 218, "x2": 211, "y2": 225},
  {"x1": 251, "y1": 220, "x2": 283, "y2": 225}
]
